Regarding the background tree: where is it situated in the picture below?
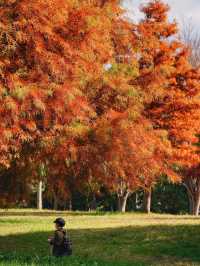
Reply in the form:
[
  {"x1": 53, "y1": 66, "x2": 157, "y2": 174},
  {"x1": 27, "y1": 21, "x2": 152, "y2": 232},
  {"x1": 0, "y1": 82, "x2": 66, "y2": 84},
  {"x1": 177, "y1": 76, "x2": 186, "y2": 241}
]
[
  {"x1": 181, "y1": 19, "x2": 200, "y2": 68},
  {"x1": 151, "y1": 177, "x2": 189, "y2": 214},
  {"x1": 138, "y1": 0, "x2": 200, "y2": 215},
  {"x1": 0, "y1": 0, "x2": 120, "y2": 202}
]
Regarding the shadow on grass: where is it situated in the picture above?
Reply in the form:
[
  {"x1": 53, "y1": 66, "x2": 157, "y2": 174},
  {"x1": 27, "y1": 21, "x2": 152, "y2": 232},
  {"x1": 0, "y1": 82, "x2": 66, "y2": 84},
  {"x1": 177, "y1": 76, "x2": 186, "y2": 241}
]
[{"x1": 0, "y1": 224, "x2": 200, "y2": 265}]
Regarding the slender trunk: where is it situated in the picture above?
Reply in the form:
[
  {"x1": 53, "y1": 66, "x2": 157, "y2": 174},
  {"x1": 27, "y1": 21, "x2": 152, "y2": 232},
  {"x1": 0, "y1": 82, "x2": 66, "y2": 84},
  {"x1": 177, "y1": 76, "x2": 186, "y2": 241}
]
[
  {"x1": 194, "y1": 194, "x2": 200, "y2": 216},
  {"x1": 69, "y1": 198, "x2": 72, "y2": 211},
  {"x1": 189, "y1": 197, "x2": 194, "y2": 215},
  {"x1": 118, "y1": 192, "x2": 130, "y2": 213},
  {"x1": 37, "y1": 180, "x2": 43, "y2": 210},
  {"x1": 90, "y1": 194, "x2": 97, "y2": 211},
  {"x1": 63, "y1": 198, "x2": 72, "y2": 211},
  {"x1": 143, "y1": 189, "x2": 151, "y2": 214},
  {"x1": 184, "y1": 177, "x2": 200, "y2": 216},
  {"x1": 132, "y1": 193, "x2": 137, "y2": 211},
  {"x1": 53, "y1": 193, "x2": 58, "y2": 210},
  {"x1": 187, "y1": 192, "x2": 200, "y2": 216},
  {"x1": 135, "y1": 192, "x2": 140, "y2": 210},
  {"x1": 86, "y1": 196, "x2": 89, "y2": 211},
  {"x1": 135, "y1": 191, "x2": 142, "y2": 210},
  {"x1": 187, "y1": 190, "x2": 194, "y2": 215},
  {"x1": 63, "y1": 201, "x2": 67, "y2": 210}
]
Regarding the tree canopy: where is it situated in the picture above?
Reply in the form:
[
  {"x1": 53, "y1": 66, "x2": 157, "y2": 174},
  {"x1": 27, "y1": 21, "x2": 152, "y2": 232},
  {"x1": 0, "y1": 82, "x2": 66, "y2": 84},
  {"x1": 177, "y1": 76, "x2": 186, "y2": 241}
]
[{"x1": 0, "y1": 0, "x2": 200, "y2": 214}]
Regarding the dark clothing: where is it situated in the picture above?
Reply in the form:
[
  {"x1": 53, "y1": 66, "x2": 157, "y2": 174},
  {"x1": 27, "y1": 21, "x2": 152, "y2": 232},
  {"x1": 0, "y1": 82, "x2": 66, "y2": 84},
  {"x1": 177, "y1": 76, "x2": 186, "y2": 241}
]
[{"x1": 50, "y1": 229, "x2": 70, "y2": 257}]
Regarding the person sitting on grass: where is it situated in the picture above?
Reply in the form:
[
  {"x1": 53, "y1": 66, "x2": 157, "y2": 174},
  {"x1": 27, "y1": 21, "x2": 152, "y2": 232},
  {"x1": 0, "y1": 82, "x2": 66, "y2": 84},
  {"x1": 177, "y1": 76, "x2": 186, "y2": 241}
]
[{"x1": 48, "y1": 217, "x2": 72, "y2": 257}]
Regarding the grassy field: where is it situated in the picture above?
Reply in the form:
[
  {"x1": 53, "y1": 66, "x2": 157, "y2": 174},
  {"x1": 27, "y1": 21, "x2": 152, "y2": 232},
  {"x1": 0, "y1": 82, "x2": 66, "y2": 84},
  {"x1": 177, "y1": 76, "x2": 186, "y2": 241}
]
[{"x1": 0, "y1": 211, "x2": 200, "y2": 266}]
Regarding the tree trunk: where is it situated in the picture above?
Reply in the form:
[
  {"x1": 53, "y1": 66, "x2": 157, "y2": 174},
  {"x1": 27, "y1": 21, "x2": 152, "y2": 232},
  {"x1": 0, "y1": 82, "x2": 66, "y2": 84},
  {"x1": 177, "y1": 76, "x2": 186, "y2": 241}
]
[
  {"x1": 118, "y1": 192, "x2": 130, "y2": 213},
  {"x1": 69, "y1": 198, "x2": 72, "y2": 211},
  {"x1": 188, "y1": 193, "x2": 194, "y2": 215},
  {"x1": 63, "y1": 201, "x2": 67, "y2": 210},
  {"x1": 131, "y1": 193, "x2": 136, "y2": 211},
  {"x1": 53, "y1": 193, "x2": 58, "y2": 210},
  {"x1": 187, "y1": 193, "x2": 200, "y2": 216},
  {"x1": 143, "y1": 189, "x2": 151, "y2": 214},
  {"x1": 194, "y1": 195, "x2": 200, "y2": 216},
  {"x1": 135, "y1": 192, "x2": 141, "y2": 210},
  {"x1": 184, "y1": 177, "x2": 200, "y2": 216},
  {"x1": 90, "y1": 194, "x2": 97, "y2": 211},
  {"x1": 187, "y1": 191, "x2": 200, "y2": 216},
  {"x1": 37, "y1": 180, "x2": 43, "y2": 210}
]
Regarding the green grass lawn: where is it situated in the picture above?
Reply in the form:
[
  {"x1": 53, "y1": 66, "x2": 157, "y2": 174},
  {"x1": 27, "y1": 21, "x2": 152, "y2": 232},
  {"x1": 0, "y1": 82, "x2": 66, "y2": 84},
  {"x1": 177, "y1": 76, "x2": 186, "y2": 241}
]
[{"x1": 0, "y1": 211, "x2": 200, "y2": 266}]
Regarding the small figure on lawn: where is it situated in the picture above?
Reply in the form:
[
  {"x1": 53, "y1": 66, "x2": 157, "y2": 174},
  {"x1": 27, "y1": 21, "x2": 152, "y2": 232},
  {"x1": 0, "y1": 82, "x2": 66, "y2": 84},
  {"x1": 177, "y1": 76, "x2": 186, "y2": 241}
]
[{"x1": 48, "y1": 217, "x2": 72, "y2": 257}]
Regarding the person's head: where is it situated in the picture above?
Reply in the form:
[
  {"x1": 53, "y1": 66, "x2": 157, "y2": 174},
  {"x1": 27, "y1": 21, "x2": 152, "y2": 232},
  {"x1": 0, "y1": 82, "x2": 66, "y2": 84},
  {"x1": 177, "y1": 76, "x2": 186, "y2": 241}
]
[{"x1": 54, "y1": 217, "x2": 65, "y2": 230}]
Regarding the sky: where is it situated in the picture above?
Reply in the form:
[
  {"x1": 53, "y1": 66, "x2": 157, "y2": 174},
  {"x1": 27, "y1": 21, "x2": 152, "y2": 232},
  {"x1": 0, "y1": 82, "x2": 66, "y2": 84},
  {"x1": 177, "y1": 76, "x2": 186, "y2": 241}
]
[{"x1": 122, "y1": 0, "x2": 200, "y2": 29}]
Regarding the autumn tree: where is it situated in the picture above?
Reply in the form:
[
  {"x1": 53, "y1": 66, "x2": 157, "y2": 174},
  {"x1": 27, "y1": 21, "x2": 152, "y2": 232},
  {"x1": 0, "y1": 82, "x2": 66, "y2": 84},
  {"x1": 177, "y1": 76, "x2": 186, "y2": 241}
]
[
  {"x1": 0, "y1": 0, "x2": 195, "y2": 215},
  {"x1": 138, "y1": 0, "x2": 200, "y2": 215},
  {"x1": 0, "y1": 0, "x2": 120, "y2": 201},
  {"x1": 75, "y1": 107, "x2": 177, "y2": 213}
]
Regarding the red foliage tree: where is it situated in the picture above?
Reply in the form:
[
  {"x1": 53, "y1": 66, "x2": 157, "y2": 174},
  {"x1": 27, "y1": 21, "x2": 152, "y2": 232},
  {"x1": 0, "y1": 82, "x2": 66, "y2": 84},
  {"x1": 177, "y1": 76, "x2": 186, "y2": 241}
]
[
  {"x1": 139, "y1": 0, "x2": 200, "y2": 215},
  {"x1": 0, "y1": 0, "x2": 138, "y2": 205}
]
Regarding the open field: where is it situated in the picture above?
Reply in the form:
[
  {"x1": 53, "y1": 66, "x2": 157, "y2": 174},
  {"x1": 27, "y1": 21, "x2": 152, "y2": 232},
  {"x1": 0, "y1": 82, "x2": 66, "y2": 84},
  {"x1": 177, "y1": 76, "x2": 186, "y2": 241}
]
[{"x1": 0, "y1": 211, "x2": 200, "y2": 265}]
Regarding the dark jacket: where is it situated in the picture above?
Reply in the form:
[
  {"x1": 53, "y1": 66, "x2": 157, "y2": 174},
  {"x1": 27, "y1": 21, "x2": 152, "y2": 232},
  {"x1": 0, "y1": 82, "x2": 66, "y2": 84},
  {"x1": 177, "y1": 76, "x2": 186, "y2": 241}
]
[{"x1": 50, "y1": 229, "x2": 69, "y2": 257}]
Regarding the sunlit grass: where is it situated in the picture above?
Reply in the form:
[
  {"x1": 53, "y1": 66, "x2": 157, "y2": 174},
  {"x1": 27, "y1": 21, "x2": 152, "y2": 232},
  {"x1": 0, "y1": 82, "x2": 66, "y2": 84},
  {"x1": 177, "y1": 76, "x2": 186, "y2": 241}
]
[{"x1": 0, "y1": 211, "x2": 200, "y2": 265}]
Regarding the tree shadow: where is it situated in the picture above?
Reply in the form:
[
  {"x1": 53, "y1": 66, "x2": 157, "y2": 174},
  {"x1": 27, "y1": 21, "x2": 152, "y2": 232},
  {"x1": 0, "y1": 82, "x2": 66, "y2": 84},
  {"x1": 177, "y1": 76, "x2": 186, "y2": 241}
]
[{"x1": 0, "y1": 224, "x2": 200, "y2": 265}]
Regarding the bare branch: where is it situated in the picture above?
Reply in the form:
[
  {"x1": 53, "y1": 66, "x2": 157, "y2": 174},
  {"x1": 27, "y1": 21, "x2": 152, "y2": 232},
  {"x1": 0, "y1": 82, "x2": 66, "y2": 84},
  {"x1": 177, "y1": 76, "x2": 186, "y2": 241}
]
[{"x1": 180, "y1": 18, "x2": 200, "y2": 68}]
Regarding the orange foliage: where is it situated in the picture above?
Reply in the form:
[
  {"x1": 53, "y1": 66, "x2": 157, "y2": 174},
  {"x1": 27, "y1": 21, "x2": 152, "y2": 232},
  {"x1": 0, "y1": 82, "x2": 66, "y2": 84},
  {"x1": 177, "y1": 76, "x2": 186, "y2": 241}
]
[{"x1": 1, "y1": 0, "x2": 199, "y2": 207}]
